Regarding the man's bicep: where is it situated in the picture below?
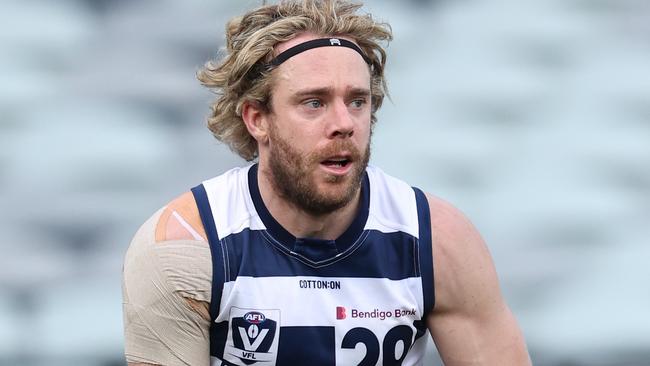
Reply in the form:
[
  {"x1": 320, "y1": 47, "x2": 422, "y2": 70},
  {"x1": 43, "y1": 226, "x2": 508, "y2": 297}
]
[
  {"x1": 123, "y1": 207, "x2": 212, "y2": 366},
  {"x1": 428, "y1": 299, "x2": 529, "y2": 365},
  {"x1": 425, "y1": 194, "x2": 530, "y2": 365}
]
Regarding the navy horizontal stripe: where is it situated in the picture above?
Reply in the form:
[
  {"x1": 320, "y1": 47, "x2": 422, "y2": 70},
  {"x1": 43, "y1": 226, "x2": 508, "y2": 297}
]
[
  {"x1": 221, "y1": 229, "x2": 419, "y2": 280},
  {"x1": 277, "y1": 326, "x2": 335, "y2": 366}
]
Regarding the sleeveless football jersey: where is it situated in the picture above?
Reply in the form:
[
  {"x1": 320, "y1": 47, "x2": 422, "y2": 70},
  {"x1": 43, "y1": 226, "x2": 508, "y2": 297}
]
[{"x1": 191, "y1": 164, "x2": 434, "y2": 366}]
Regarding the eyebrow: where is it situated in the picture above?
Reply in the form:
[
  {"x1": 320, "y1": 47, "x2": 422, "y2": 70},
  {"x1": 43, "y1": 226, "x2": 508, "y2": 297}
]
[{"x1": 291, "y1": 87, "x2": 371, "y2": 99}]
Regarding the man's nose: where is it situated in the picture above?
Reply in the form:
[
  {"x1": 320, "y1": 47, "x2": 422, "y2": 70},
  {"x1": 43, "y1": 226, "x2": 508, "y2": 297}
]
[{"x1": 326, "y1": 99, "x2": 354, "y2": 138}]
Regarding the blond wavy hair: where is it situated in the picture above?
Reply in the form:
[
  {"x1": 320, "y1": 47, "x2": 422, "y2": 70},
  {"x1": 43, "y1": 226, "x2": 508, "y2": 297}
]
[{"x1": 197, "y1": 0, "x2": 393, "y2": 161}]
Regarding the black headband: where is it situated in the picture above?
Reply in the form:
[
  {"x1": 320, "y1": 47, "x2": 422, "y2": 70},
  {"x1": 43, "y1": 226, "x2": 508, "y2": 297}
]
[{"x1": 267, "y1": 38, "x2": 372, "y2": 68}]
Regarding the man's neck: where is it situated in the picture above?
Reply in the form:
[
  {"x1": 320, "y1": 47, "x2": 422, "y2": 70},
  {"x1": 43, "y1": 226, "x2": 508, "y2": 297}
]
[{"x1": 257, "y1": 167, "x2": 361, "y2": 241}]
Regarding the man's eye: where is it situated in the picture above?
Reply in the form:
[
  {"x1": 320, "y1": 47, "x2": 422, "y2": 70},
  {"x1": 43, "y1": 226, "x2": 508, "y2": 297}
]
[
  {"x1": 305, "y1": 100, "x2": 322, "y2": 108},
  {"x1": 350, "y1": 99, "x2": 367, "y2": 108}
]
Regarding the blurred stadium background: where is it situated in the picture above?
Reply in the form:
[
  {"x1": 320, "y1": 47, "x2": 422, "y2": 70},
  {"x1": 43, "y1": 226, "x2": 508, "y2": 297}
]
[{"x1": 1, "y1": 0, "x2": 649, "y2": 365}]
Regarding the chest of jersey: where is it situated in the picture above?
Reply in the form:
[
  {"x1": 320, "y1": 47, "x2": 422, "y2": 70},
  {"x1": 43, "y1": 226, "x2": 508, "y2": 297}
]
[
  {"x1": 191, "y1": 165, "x2": 433, "y2": 366},
  {"x1": 213, "y1": 230, "x2": 428, "y2": 366}
]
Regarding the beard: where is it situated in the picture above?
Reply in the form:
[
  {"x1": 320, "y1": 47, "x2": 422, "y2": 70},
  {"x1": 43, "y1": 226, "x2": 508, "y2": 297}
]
[{"x1": 266, "y1": 125, "x2": 370, "y2": 216}]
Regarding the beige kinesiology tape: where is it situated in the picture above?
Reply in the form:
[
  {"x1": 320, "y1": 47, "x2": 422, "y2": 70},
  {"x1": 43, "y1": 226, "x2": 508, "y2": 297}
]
[{"x1": 123, "y1": 208, "x2": 213, "y2": 366}]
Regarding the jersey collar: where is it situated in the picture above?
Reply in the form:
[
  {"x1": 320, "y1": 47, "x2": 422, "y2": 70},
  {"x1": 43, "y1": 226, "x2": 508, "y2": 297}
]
[{"x1": 248, "y1": 163, "x2": 370, "y2": 259}]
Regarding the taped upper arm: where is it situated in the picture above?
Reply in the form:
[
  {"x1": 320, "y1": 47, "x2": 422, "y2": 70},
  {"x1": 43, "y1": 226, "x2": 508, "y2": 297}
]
[{"x1": 122, "y1": 192, "x2": 212, "y2": 366}]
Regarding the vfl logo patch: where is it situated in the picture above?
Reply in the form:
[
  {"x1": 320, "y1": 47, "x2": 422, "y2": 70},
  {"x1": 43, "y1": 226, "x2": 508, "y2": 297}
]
[{"x1": 223, "y1": 307, "x2": 280, "y2": 365}]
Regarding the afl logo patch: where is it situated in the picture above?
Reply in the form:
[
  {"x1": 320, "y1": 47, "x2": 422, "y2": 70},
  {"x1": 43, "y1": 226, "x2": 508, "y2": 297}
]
[{"x1": 244, "y1": 311, "x2": 266, "y2": 324}]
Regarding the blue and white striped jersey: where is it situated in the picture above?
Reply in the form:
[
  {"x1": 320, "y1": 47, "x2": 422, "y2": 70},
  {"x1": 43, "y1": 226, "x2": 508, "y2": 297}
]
[{"x1": 191, "y1": 164, "x2": 434, "y2": 366}]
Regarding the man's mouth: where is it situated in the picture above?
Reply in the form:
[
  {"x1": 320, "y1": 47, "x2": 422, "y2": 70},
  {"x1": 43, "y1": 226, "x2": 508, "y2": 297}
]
[{"x1": 321, "y1": 157, "x2": 351, "y2": 168}]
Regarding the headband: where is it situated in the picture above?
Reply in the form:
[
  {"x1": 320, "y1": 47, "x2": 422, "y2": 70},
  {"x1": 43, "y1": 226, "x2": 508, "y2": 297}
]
[{"x1": 267, "y1": 38, "x2": 372, "y2": 68}]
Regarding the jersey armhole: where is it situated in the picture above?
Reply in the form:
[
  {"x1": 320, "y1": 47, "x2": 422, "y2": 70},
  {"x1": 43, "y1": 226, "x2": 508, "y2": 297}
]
[
  {"x1": 413, "y1": 187, "x2": 435, "y2": 316},
  {"x1": 191, "y1": 184, "x2": 224, "y2": 324}
]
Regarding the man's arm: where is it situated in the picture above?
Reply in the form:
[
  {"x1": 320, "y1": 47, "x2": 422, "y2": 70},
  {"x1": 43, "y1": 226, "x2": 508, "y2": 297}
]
[
  {"x1": 123, "y1": 192, "x2": 212, "y2": 366},
  {"x1": 425, "y1": 194, "x2": 531, "y2": 365}
]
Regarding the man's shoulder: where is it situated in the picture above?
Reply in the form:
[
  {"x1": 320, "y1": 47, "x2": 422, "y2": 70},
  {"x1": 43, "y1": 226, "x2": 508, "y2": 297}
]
[
  {"x1": 129, "y1": 191, "x2": 207, "y2": 246},
  {"x1": 139, "y1": 164, "x2": 252, "y2": 245},
  {"x1": 423, "y1": 193, "x2": 499, "y2": 312},
  {"x1": 424, "y1": 193, "x2": 478, "y2": 242},
  {"x1": 153, "y1": 191, "x2": 207, "y2": 243},
  {"x1": 155, "y1": 192, "x2": 207, "y2": 242},
  {"x1": 424, "y1": 193, "x2": 488, "y2": 266}
]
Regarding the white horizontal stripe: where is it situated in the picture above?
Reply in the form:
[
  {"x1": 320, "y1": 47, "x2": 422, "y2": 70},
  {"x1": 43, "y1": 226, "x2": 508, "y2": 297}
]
[
  {"x1": 203, "y1": 165, "x2": 265, "y2": 239},
  {"x1": 202, "y1": 165, "x2": 420, "y2": 240},
  {"x1": 365, "y1": 166, "x2": 420, "y2": 238},
  {"x1": 217, "y1": 276, "x2": 424, "y2": 327}
]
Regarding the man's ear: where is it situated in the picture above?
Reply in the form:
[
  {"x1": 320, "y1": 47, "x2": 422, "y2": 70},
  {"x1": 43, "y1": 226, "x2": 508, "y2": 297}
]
[{"x1": 241, "y1": 100, "x2": 270, "y2": 145}]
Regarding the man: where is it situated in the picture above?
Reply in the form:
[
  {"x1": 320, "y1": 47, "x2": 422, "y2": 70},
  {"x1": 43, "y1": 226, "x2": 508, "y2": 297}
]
[{"x1": 122, "y1": 1, "x2": 531, "y2": 365}]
